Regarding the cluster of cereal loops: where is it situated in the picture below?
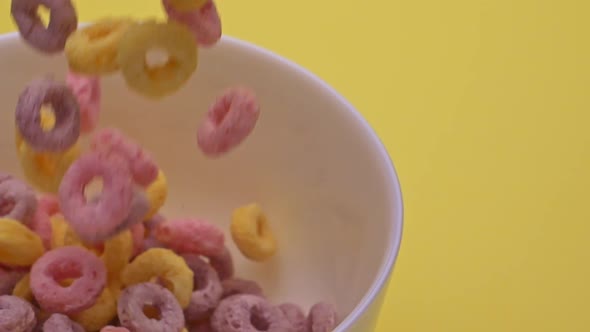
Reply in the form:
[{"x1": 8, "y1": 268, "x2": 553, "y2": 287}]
[{"x1": 6, "y1": 0, "x2": 340, "y2": 331}]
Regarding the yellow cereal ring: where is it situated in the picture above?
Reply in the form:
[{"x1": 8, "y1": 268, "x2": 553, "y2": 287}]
[
  {"x1": 145, "y1": 169, "x2": 168, "y2": 220},
  {"x1": 169, "y1": 0, "x2": 209, "y2": 11},
  {"x1": 230, "y1": 203, "x2": 278, "y2": 262},
  {"x1": 12, "y1": 273, "x2": 33, "y2": 302},
  {"x1": 17, "y1": 137, "x2": 81, "y2": 193},
  {"x1": 65, "y1": 18, "x2": 134, "y2": 75},
  {"x1": 121, "y1": 248, "x2": 193, "y2": 308},
  {"x1": 117, "y1": 21, "x2": 198, "y2": 98},
  {"x1": 50, "y1": 214, "x2": 83, "y2": 249},
  {"x1": 0, "y1": 218, "x2": 44, "y2": 266},
  {"x1": 101, "y1": 230, "x2": 133, "y2": 284},
  {"x1": 70, "y1": 287, "x2": 117, "y2": 331}
]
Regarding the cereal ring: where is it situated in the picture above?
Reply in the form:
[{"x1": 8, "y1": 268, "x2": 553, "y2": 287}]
[
  {"x1": 0, "y1": 295, "x2": 37, "y2": 332},
  {"x1": 220, "y1": 278, "x2": 264, "y2": 299},
  {"x1": 182, "y1": 255, "x2": 222, "y2": 323},
  {"x1": 101, "y1": 327, "x2": 130, "y2": 332},
  {"x1": 167, "y1": 0, "x2": 208, "y2": 11},
  {"x1": 0, "y1": 177, "x2": 37, "y2": 224},
  {"x1": 211, "y1": 294, "x2": 292, "y2": 332},
  {"x1": 307, "y1": 302, "x2": 338, "y2": 332},
  {"x1": 0, "y1": 218, "x2": 44, "y2": 266},
  {"x1": 15, "y1": 78, "x2": 81, "y2": 152},
  {"x1": 130, "y1": 222, "x2": 145, "y2": 258},
  {"x1": 58, "y1": 152, "x2": 134, "y2": 243},
  {"x1": 197, "y1": 87, "x2": 260, "y2": 157},
  {"x1": 188, "y1": 320, "x2": 214, "y2": 332},
  {"x1": 117, "y1": 283, "x2": 185, "y2": 332},
  {"x1": 71, "y1": 287, "x2": 117, "y2": 331},
  {"x1": 38, "y1": 194, "x2": 60, "y2": 216},
  {"x1": 121, "y1": 248, "x2": 193, "y2": 308},
  {"x1": 145, "y1": 170, "x2": 168, "y2": 220},
  {"x1": 101, "y1": 230, "x2": 133, "y2": 285},
  {"x1": 10, "y1": 0, "x2": 78, "y2": 53},
  {"x1": 90, "y1": 128, "x2": 159, "y2": 186},
  {"x1": 66, "y1": 71, "x2": 101, "y2": 133},
  {"x1": 154, "y1": 218, "x2": 224, "y2": 257},
  {"x1": 230, "y1": 203, "x2": 277, "y2": 261},
  {"x1": 43, "y1": 313, "x2": 84, "y2": 332},
  {"x1": 17, "y1": 137, "x2": 82, "y2": 194},
  {"x1": 0, "y1": 266, "x2": 26, "y2": 296},
  {"x1": 279, "y1": 303, "x2": 307, "y2": 332},
  {"x1": 12, "y1": 273, "x2": 33, "y2": 302},
  {"x1": 65, "y1": 18, "x2": 133, "y2": 75},
  {"x1": 207, "y1": 246, "x2": 233, "y2": 280},
  {"x1": 163, "y1": 0, "x2": 222, "y2": 47},
  {"x1": 28, "y1": 207, "x2": 52, "y2": 249},
  {"x1": 30, "y1": 246, "x2": 107, "y2": 314},
  {"x1": 117, "y1": 21, "x2": 198, "y2": 98}
]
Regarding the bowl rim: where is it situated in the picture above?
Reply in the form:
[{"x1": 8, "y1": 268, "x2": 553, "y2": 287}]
[{"x1": 0, "y1": 31, "x2": 404, "y2": 331}]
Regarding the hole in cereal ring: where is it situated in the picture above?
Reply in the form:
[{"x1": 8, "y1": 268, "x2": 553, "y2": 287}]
[
  {"x1": 40, "y1": 104, "x2": 56, "y2": 132},
  {"x1": 144, "y1": 47, "x2": 179, "y2": 81},
  {"x1": 37, "y1": 5, "x2": 51, "y2": 29},
  {"x1": 250, "y1": 306, "x2": 270, "y2": 330},
  {"x1": 143, "y1": 304, "x2": 162, "y2": 320},
  {"x1": 0, "y1": 197, "x2": 16, "y2": 216},
  {"x1": 256, "y1": 216, "x2": 266, "y2": 237},
  {"x1": 84, "y1": 177, "x2": 104, "y2": 202},
  {"x1": 54, "y1": 263, "x2": 83, "y2": 287}
]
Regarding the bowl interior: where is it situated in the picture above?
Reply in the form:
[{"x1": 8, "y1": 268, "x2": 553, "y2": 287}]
[{"x1": 0, "y1": 34, "x2": 402, "y2": 328}]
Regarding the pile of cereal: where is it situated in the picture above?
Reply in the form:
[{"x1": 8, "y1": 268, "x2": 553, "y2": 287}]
[{"x1": 4, "y1": 0, "x2": 340, "y2": 331}]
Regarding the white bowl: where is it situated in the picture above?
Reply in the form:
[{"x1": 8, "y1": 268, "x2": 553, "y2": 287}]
[{"x1": 0, "y1": 32, "x2": 403, "y2": 332}]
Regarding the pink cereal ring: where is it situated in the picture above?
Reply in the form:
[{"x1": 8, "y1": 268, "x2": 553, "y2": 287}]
[
  {"x1": 130, "y1": 222, "x2": 146, "y2": 258},
  {"x1": 162, "y1": 0, "x2": 222, "y2": 47},
  {"x1": 90, "y1": 128, "x2": 158, "y2": 186},
  {"x1": 38, "y1": 194, "x2": 60, "y2": 217},
  {"x1": 307, "y1": 302, "x2": 339, "y2": 332},
  {"x1": 207, "y1": 246, "x2": 234, "y2": 280},
  {"x1": 197, "y1": 87, "x2": 260, "y2": 157},
  {"x1": 154, "y1": 218, "x2": 225, "y2": 257},
  {"x1": 0, "y1": 295, "x2": 37, "y2": 332},
  {"x1": 28, "y1": 208, "x2": 53, "y2": 249},
  {"x1": 43, "y1": 313, "x2": 84, "y2": 332},
  {"x1": 58, "y1": 153, "x2": 133, "y2": 244},
  {"x1": 66, "y1": 72, "x2": 101, "y2": 134},
  {"x1": 30, "y1": 246, "x2": 107, "y2": 314},
  {"x1": 101, "y1": 327, "x2": 130, "y2": 332}
]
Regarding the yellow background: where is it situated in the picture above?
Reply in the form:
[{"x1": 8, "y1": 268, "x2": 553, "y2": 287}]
[{"x1": 1, "y1": 0, "x2": 589, "y2": 331}]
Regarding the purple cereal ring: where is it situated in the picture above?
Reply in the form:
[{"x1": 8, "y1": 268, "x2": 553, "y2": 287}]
[
  {"x1": 279, "y1": 303, "x2": 307, "y2": 332},
  {"x1": 15, "y1": 78, "x2": 80, "y2": 152},
  {"x1": 182, "y1": 255, "x2": 222, "y2": 323},
  {"x1": 0, "y1": 267, "x2": 26, "y2": 296},
  {"x1": 30, "y1": 246, "x2": 107, "y2": 314},
  {"x1": 0, "y1": 295, "x2": 37, "y2": 332},
  {"x1": 162, "y1": 0, "x2": 222, "y2": 47},
  {"x1": 58, "y1": 152, "x2": 133, "y2": 244},
  {"x1": 0, "y1": 178, "x2": 37, "y2": 225},
  {"x1": 307, "y1": 302, "x2": 338, "y2": 332},
  {"x1": 43, "y1": 313, "x2": 84, "y2": 332},
  {"x1": 90, "y1": 128, "x2": 158, "y2": 186},
  {"x1": 10, "y1": 0, "x2": 78, "y2": 53},
  {"x1": 66, "y1": 71, "x2": 101, "y2": 134},
  {"x1": 117, "y1": 283, "x2": 185, "y2": 332},
  {"x1": 207, "y1": 246, "x2": 233, "y2": 280},
  {"x1": 196, "y1": 87, "x2": 260, "y2": 157},
  {"x1": 221, "y1": 278, "x2": 264, "y2": 299},
  {"x1": 211, "y1": 294, "x2": 292, "y2": 332}
]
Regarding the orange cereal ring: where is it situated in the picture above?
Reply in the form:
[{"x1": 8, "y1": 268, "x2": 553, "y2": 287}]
[
  {"x1": 117, "y1": 21, "x2": 198, "y2": 98},
  {"x1": 65, "y1": 18, "x2": 134, "y2": 75},
  {"x1": 121, "y1": 248, "x2": 193, "y2": 308}
]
